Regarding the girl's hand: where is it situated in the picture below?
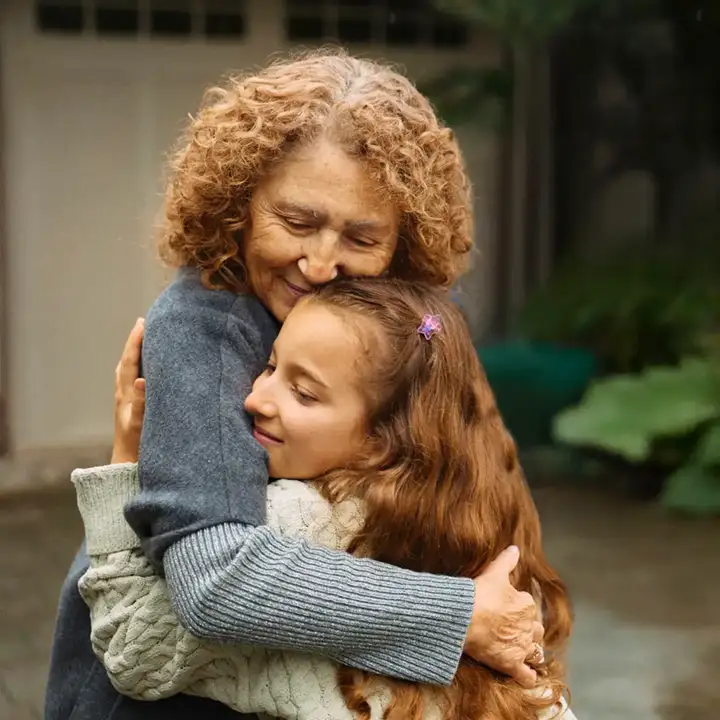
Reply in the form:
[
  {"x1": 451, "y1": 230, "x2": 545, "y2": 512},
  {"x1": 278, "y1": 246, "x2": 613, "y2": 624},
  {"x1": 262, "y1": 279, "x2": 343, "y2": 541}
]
[{"x1": 111, "y1": 318, "x2": 146, "y2": 464}]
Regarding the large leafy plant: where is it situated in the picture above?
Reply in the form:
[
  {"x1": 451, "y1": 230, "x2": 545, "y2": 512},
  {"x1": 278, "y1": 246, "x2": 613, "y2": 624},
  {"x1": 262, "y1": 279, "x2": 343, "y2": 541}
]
[
  {"x1": 517, "y1": 241, "x2": 720, "y2": 374},
  {"x1": 553, "y1": 348, "x2": 720, "y2": 514}
]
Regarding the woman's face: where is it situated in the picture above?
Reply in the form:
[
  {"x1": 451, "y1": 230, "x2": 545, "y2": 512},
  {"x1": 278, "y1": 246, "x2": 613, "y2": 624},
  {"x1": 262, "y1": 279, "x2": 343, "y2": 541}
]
[
  {"x1": 244, "y1": 138, "x2": 400, "y2": 322},
  {"x1": 244, "y1": 301, "x2": 369, "y2": 479}
]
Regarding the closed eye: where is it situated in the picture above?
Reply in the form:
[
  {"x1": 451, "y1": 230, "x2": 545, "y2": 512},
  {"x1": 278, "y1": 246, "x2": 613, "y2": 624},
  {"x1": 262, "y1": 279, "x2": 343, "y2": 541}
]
[
  {"x1": 292, "y1": 386, "x2": 317, "y2": 405},
  {"x1": 347, "y1": 235, "x2": 377, "y2": 248},
  {"x1": 284, "y1": 217, "x2": 313, "y2": 232}
]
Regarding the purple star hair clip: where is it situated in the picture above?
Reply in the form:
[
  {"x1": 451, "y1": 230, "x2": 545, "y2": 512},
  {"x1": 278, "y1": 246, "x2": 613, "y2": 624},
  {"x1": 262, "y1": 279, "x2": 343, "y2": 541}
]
[{"x1": 417, "y1": 313, "x2": 443, "y2": 340}]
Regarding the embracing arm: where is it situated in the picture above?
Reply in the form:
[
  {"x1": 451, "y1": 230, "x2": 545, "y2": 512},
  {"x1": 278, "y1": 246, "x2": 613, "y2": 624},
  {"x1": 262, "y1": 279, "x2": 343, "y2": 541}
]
[
  {"x1": 124, "y1": 271, "x2": 473, "y2": 686},
  {"x1": 75, "y1": 463, "x2": 389, "y2": 719}
]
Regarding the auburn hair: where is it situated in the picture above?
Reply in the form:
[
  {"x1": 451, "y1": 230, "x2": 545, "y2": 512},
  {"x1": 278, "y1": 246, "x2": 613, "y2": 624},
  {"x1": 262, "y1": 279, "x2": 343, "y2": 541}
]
[
  {"x1": 306, "y1": 278, "x2": 572, "y2": 720},
  {"x1": 158, "y1": 48, "x2": 473, "y2": 292}
]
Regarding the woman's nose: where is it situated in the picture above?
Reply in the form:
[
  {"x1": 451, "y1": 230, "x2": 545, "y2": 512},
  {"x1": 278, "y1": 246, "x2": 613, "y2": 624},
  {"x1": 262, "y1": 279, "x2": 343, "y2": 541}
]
[{"x1": 299, "y1": 234, "x2": 340, "y2": 285}]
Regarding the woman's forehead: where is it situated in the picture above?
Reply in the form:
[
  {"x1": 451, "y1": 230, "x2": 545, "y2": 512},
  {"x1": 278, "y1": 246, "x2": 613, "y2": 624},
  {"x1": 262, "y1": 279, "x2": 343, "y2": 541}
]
[{"x1": 257, "y1": 139, "x2": 399, "y2": 226}]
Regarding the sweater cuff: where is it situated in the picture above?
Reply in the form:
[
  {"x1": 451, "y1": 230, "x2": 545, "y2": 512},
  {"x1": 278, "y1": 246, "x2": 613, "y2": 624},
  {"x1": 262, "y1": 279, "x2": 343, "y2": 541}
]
[{"x1": 71, "y1": 463, "x2": 142, "y2": 555}]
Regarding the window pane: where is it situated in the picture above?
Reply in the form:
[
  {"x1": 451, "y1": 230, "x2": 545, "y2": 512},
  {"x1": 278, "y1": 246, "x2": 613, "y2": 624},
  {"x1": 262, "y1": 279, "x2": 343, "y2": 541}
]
[
  {"x1": 96, "y1": 0, "x2": 140, "y2": 36},
  {"x1": 153, "y1": 10, "x2": 192, "y2": 35},
  {"x1": 286, "y1": 15, "x2": 325, "y2": 41},
  {"x1": 36, "y1": 1, "x2": 85, "y2": 33},
  {"x1": 204, "y1": 0, "x2": 245, "y2": 39},
  {"x1": 205, "y1": 13, "x2": 244, "y2": 38},
  {"x1": 338, "y1": 17, "x2": 372, "y2": 43},
  {"x1": 386, "y1": 11, "x2": 421, "y2": 46},
  {"x1": 387, "y1": 0, "x2": 418, "y2": 10},
  {"x1": 432, "y1": 18, "x2": 469, "y2": 48},
  {"x1": 149, "y1": 0, "x2": 192, "y2": 37},
  {"x1": 285, "y1": 0, "x2": 325, "y2": 12},
  {"x1": 337, "y1": 0, "x2": 374, "y2": 43}
]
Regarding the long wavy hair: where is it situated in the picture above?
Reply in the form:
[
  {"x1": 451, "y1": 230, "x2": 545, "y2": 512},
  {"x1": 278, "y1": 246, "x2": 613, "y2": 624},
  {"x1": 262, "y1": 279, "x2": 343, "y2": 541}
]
[
  {"x1": 307, "y1": 278, "x2": 572, "y2": 720},
  {"x1": 159, "y1": 48, "x2": 473, "y2": 292}
]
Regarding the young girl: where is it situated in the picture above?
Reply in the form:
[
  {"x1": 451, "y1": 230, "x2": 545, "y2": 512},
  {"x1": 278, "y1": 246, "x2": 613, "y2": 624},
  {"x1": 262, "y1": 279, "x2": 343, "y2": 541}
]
[{"x1": 73, "y1": 278, "x2": 574, "y2": 720}]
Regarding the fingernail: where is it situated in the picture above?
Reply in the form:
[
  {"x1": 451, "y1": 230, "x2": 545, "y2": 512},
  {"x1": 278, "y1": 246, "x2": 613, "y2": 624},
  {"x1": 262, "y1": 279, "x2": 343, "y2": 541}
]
[{"x1": 509, "y1": 545, "x2": 519, "y2": 556}]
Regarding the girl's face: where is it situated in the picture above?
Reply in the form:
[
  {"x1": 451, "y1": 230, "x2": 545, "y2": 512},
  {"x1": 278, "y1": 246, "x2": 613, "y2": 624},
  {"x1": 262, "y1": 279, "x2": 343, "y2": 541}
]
[
  {"x1": 243, "y1": 138, "x2": 400, "y2": 323},
  {"x1": 244, "y1": 301, "x2": 370, "y2": 479}
]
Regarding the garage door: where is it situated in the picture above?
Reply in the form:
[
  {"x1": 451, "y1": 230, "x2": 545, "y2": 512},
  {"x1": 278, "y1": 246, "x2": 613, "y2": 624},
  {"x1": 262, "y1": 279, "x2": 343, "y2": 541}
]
[{"x1": 0, "y1": 0, "x2": 498, "y2": 452}]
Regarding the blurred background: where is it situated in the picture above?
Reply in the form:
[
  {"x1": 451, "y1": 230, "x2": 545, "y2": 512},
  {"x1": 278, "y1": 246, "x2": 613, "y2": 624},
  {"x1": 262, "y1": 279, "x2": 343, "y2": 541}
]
[{"x1": 0, "y1": 1, "x2": 717, "y2": 718}]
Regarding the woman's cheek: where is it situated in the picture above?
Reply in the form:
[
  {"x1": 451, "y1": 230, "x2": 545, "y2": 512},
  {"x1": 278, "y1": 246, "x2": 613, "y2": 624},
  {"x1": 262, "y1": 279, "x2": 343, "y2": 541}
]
[
  {"x1": 251, "y1": 224, "x2": 294, "y2": 264},
  {"x1": 360, "y1": 245, "x2": 396, "y2": 277}
]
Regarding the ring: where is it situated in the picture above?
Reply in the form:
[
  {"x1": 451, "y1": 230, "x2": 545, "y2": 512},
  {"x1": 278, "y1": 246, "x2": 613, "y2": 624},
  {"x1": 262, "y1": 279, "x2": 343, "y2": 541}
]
[{"x1": 526, "y1": 642, "x2": 544, "y2": 665}]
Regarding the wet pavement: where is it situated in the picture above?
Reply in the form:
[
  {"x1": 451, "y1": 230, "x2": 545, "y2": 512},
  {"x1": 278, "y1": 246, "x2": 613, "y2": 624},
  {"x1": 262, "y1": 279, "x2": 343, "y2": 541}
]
[{"x1": 0, "y1": 482, "x2": 717, "y2": 720}]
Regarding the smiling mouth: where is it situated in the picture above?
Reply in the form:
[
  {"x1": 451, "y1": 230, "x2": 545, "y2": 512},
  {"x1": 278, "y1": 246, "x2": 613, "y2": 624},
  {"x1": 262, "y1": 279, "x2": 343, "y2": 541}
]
[
  {"x1": 253, "y1": 425, "x2": 284, "y2": 446},
  {"x1": 286, "y1": 280, "x2": 311, "y2": 298}
]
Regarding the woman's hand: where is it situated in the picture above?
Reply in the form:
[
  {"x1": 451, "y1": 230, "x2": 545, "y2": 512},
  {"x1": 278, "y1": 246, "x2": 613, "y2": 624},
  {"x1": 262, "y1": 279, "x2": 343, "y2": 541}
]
[
  {"x1": 464, "y1": 546, "x2": 544, "y2": 689},
  {"x1": 111, "y1": 318, "x2": 147, "y2": 464}
]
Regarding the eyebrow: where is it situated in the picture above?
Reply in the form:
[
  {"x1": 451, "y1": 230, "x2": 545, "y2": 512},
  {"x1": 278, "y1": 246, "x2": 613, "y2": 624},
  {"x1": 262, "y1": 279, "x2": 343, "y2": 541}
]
[
  {"x1": 274, "y1": 201, "x2": 391, "y2": 234},
  {"x1": 287, "y1": 361, "x2": 329, "y2": 389}
]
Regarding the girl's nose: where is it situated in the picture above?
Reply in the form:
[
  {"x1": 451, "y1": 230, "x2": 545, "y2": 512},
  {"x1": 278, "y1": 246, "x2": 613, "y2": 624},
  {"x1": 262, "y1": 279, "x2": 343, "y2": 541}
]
[{"x1": 244, "y1": 376, "x2": 277, "y2": 418}]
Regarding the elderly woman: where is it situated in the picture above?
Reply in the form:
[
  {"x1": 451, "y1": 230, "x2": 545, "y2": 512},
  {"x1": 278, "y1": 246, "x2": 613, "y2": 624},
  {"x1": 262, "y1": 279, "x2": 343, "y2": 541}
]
[{"x1": 45, "y1": 50, "x2": 542, "y2": 720}]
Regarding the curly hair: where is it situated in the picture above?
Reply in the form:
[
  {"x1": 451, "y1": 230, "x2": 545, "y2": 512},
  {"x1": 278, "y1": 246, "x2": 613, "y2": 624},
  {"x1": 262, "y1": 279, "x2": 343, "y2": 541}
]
[
  {"x1": 307, "y1": 277, "x2": 573, "y2": 720},
  {"x1": 159, "y1": 48, "x2": 473, "y2": 292}
]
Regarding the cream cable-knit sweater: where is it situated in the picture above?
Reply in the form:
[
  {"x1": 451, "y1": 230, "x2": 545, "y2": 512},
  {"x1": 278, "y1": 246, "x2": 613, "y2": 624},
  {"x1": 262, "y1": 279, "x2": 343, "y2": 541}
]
[{"x1": 73, "y1": 464, "x2": 574, "y2": 720}]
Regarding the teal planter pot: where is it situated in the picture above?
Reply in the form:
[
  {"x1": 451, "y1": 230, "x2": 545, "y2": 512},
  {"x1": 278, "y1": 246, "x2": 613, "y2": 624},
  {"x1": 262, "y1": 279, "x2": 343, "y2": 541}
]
[{"x1": 477, "y1": 341, "x2": 598, "y2": 449}]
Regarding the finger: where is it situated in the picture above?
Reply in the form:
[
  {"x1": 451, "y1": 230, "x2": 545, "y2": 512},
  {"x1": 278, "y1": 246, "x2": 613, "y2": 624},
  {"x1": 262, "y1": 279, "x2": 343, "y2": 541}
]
[
  {"x1": 511, "y1": 662, "x2": 537, "y2": 690},
  {"x1": 133, "y1": 379, "x2": 147, "y2": 414},
  {"x1": 532, "y1": 621, "x2": 544, "y2": 644},
  {"x1": 484, "y1": 545, "x2": 520, "y2": 577},
  {"x1": 117, "y1": 319, "x2": 144, "y2": 390}
]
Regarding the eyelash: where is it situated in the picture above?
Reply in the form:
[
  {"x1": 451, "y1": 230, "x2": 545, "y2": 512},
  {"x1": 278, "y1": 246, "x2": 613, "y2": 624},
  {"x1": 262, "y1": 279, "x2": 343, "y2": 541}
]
[
  {"x1": 264, "y1": 362, "x2": 316, "y2": 404},
  {"x1": 292, "y1": 387, "x2": 317, "y2": 405},
  {"x1": 284, "y1": 218, "x2": 312, "y2": 232},
  {"x1": 348, "y1": 236, "x2": 375, "y2": 248}
]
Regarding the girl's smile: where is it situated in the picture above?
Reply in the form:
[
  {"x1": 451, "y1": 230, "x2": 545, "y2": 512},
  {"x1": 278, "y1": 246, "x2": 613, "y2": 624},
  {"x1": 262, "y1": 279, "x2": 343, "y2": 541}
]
[{"x1": 252, "y1": 426, "x2": 283, "y2": 446}]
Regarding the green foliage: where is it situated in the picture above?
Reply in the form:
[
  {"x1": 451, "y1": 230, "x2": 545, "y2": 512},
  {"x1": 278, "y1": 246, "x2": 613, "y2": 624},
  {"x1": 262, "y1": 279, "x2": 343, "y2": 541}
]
[
  {"x1": 435, "y1": 0, "x2": 599, "y2": 42},
  {"x1": 694, "y1": 422, "x2": 720, "y2": 466},
  {"x1": 517, "y1": 242, "x2": 720, "y2": 373},
  {"x1": 554, "y1": 358, "x2": 719, "y2": 461},
  {"x1": 421, "y1": 67, "x2": 513, "y2": 130},
  {"x1": 661, "y1": 464, "x2": 720, "y2": 517},
  {"x1": 554, "y1": 356, "x2": 720, "y2": 514}
]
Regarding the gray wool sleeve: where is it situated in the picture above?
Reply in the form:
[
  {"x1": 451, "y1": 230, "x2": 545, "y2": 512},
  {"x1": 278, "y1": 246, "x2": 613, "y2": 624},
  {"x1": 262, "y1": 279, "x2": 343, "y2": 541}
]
[{"x1": 164, "y1": 522, "x2": 475, "y2": 686}]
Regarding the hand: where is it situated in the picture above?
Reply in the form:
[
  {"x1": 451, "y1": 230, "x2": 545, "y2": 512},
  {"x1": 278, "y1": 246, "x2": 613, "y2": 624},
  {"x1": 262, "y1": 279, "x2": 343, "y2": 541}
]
[
  {"x1": 464, "y1": 546, "x2": 544, "y2": 689},
  {"x1": 111, "y1": 318, "x2": 147, "y2": 464}
]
